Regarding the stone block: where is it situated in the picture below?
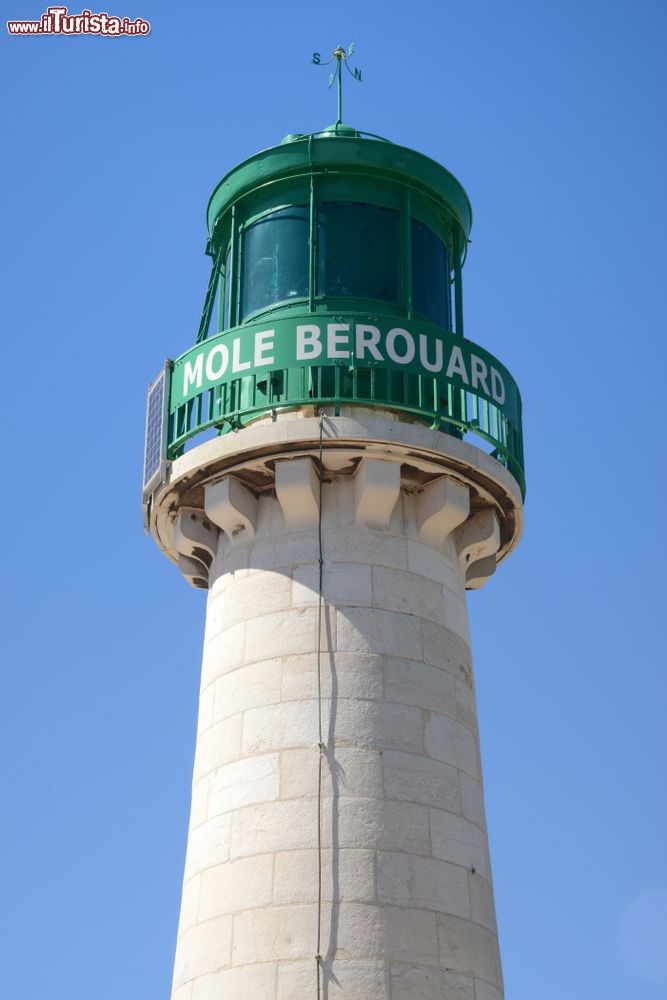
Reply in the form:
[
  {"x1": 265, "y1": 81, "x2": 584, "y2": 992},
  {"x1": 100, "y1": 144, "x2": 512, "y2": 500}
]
[
  {"x1": 250, "y1": 531, "x2": 320, "y2": 572},
  {"x1": 173, "y1": 915, "x2": 232, "y2": 987},
  {"x1": 320, "y1": 473, "x2": 355, "y2": 526},
  {"x1": 424, "y1": 713, "x2": 479, "y2": 778},
  {"x1": 383, "y1": 750, "x2": 461, "y2": 813},
  {"x1": 272, "y1": 847, "x2": 376, "y2": 905},
  {"x1": 201, "y1": 599, "x2": 224, "y2": 645},
  {"x1": 455, "y1": 679, "x2": 478, "y2": 732},
  {"x1": 256, "y1": 491, "x2": 284, "y2": 537},
  {"x1": 171, "y1": 984, "x2": 192, "y2": 1000},
  {"x1": 406, "y1": 540, "x2": 464, "y2": 595},
  {"x1": 278, "y1": 747, "x2": 319, "y2": 800},
  {"x1": 332, "y1": 903, "x2": 387, "y2": 960},
  {"x1": 211, "y1": 545, "x2": 251, "y2": 582},
  {"x1": 279, "y1": 746, "x2": 383, "y2": 801},
  {"x1": 177, "y1": 874, "x2": 201, "y2": 932},
  {"x1": 207, "y1": 563, "x2": 250, "y2": 600},
  {"x1": 473, "y1": 979, "x2": 504, "y2": 1000},
  {"x1": 280, "y1": 651, "x2": 384, "y2": 703},
  {"x1": 421, "y1": 620, "x2": 472, "y2": 680},
  {"x1": 372, "y1": 566, "x2": 447, "y2": 626},
  {"x1": 230, "y1": 799, "x2": 317, "y2": 859},
  {"x1": 292, "y1": 562, "x2": 373, "y2": 607},
  {"x1": 337, "y1": 607, "x2": 421, "y2": 660},
  {"x1": 436, "y1": 914, "x2": 502, "y2": 987},
  {"x1": 184, "y1": 814, "x2": 232, "y2": 879},
  {"x1": 377, "y1": 852, "x2": 470, "y2": 918},
  {"x1": 244, "y1": 608, "x2": 322, "y2": 664},
  {"x1": 212, "y1": 659, "x2": 282, "y2": 723},
  {"x1": 188, "y1": 776, "x2": 210, "y2": 831},
  {"x1": 194, "y1": 715, "x2": 243, "y2": 777},
  {"x1": 334, "y1": 698, "x2": 424, "y2": 754},
  {"x1": 198, "y1": 853, "x2": 274, "y2": 920},
  {"x1": 207, "y1": 753, "x2": 280, "y2": 818},
  {"x1": 384, "y1": 657, "x2": 457, "y2": 718},
  {"x1": 231, "y1": 905, "x2": 314, "y2": 966},
  {"x1": 333, "y1": 797, "x2": 432, "y2": 856},
  {"x1": 191, "y1": 963, "x2": 276, "y2": 1000},
  {"x1": 213, "y1": 571, "x2": 292, "y2": 631},
  {"x1": 429, "y1": 808, "x2": 489, "y2": 879},
  {"x1": 469, "y1": 871, "x2": 498, "y2": 932},
  {"x1": 323, "y1": 527, "x2": 407, "y2": 570},
  {"x1": 197, "y1": 683, "x2": 215, "y2": 733},
  {"x1": 277, "y1": 960, "x2": 387, "y2": 999},
  {"x1": 443, "y1": 594, "x2": 471, "y2": 644},
  {"x1": 384, "y1": 906, "x2": 440, "y2": 966},
  {"x1": 201, "y1": 623, "x2": 245, "y2": 683},
  {"x1": 459, "y1": 772, "x2": 487, "y2": 830},
  {"x1": 391, "y1": 964, "x2": 475, "y2": 1000},
  {"x1": 241, "y1": 701, "x2": 318, "y2": 755},
  {"x1": 332, "y1": 746, "x2": 385, "y2": 798},
  {"x1": 293, "y1": 901, "x2": 438, "y2": 966}
]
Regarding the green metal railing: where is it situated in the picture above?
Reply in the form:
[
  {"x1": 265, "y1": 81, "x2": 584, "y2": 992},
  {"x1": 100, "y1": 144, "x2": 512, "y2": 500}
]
[{"x1": 167, "y1": 361, "x2": 525, "y2": 497}]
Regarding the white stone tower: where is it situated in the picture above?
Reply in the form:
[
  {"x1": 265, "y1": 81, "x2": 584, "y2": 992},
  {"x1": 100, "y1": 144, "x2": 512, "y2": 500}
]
[{"x1": 143, "y1": 117, "x2": 524, "y2": 1000}]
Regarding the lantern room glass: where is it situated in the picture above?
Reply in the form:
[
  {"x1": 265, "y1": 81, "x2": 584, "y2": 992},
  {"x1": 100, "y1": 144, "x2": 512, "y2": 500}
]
[
  {"x1": 240, "y1": 206, "x2": 309, "y2": 321},
  {"x1": 411, "y1": 219, "x2": 451, "y2": 330},
  {"x1": 229, "y1": 198, "x2": 453, "y2": 330},
  {"x1": 317, "y1": 201, "x2": 400, "y2": 303}
]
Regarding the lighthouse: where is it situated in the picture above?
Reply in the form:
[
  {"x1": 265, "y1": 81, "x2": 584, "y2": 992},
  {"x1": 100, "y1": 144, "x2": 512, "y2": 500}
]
[{"x1": 143, "y1": 88, "x2": 524, "y2": 1000}]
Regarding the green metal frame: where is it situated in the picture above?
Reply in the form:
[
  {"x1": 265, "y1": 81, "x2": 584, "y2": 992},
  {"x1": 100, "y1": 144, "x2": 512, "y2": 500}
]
[
  {"x1": 165, "y1": 313, "x2": 525, "y2": 497},
  {"x1": 193, "y1": 129, "x2": 472, "y2": 344},
  {"x1": 198, "y1": 186, "x2": 461, "y2": 342},
  {"x1": 165, "y1": 128, "x2": 525, "y2": 498},
  {"x1": 207, "y1": 129, "x2": 471, "y2": 240},
  {"x1": 166, "y1": 358, "x2": 524, "y2": 498}
]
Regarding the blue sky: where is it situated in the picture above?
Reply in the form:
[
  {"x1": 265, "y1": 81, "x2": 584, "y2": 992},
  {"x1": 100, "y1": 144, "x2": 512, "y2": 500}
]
[{"x1": 2, "y1": 1, "x2": 666, "y2": 997}]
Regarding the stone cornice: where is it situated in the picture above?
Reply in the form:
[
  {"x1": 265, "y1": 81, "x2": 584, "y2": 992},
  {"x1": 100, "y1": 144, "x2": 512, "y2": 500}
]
[{"x1": 151, "y1": 412, "x2": 522, "y2": 591}]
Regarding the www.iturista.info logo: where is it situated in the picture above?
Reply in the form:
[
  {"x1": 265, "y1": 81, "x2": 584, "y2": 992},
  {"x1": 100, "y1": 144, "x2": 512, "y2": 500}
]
[{"x1": 7, "y1": 6, "x2": 150, "y2": 35}]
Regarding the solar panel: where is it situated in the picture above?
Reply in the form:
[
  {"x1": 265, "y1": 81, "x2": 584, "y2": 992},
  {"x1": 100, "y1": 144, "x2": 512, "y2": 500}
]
[{"x1": 143, "y1": 365, "x2": 169, "y2": 494}]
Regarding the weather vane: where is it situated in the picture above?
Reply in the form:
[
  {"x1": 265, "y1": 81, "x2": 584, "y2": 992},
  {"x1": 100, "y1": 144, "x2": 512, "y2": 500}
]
[{"x1": 312, "y1": 44, "x2": 363, "y2": 126}]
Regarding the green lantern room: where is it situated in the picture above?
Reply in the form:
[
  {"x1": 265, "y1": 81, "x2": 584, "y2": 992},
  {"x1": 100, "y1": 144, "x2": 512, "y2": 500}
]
[{"x1": 142, "y1": 122, "x2": 524, "y2": 520}]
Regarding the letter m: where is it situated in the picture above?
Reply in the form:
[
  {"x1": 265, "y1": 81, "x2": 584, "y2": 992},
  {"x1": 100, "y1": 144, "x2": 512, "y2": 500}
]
[{"x1": 183, "y1": 354, "x2": 203, "y2": 395}]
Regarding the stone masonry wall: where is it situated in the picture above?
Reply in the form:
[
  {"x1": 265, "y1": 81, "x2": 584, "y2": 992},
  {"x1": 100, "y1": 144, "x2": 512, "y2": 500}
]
[{"x1": 170, "y1": 462, "x2": 504, "y2": 1000}]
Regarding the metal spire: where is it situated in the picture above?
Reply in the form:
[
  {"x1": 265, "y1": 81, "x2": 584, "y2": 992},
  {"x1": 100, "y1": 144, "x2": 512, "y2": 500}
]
[{"x1": 311, "y1": 44, "x2": 363, "y2": 125}]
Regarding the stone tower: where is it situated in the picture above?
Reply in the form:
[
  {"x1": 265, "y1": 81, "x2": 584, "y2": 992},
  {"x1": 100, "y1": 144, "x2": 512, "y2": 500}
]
[{"x1": 143, "y1": 116, "x2": 524, "y2": 1000}]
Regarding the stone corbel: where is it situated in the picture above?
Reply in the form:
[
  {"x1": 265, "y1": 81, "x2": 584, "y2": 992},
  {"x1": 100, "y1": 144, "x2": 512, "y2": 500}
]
[
  {"x1": 416, "y1": 477, "x2": 470, "y2": 547},
  {"x1": 455, "y1": 509, "x2": 501, "y2": 590},
  {"x1": 275, "y1": 457, "x2": 319, "y2": 530},
  {"x1": 354, "y1": 458, "x2": 401, "y2": 530},
  {"x1": 204, "y1": 476, "x2": 258, "y2": 546},
  {"x1": 177, "y1": 553, "x2": 209, "y2": 590},
  {"x1": 465, "y1": 554, "x2": 497, "y2": 590},
  {"x1": 174, "y1": 508, "x2": 219, "y2": 568}
]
